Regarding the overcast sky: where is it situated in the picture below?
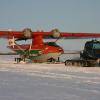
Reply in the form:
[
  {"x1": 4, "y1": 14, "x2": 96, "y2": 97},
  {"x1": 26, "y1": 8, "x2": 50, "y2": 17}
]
[{"x1": 0, "y1": 0, "x2": 100, "y2": 52}]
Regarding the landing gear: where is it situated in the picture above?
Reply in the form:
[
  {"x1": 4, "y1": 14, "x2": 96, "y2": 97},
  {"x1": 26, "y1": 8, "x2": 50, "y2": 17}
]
[
  {"x1": 15, "y1": 57, "x2": 25, "y2": 63},
  {"x1": 47, "y1": 57, "x2": 56, "y2": 63}
]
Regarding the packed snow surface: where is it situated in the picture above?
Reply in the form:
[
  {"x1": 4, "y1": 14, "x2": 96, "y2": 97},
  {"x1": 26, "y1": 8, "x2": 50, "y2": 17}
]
[{"x1": 0, "y1": 55, "x2": 100, "y2": 100}]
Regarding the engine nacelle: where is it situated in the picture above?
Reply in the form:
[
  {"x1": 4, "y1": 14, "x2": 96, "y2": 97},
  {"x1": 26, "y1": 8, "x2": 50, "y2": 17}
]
[
  {"x1": 51, "y1": 29, "x2": 60, "y2": 38},
  {"x1": 23, "y1": 28, "x2": 32, "y2": 38}
]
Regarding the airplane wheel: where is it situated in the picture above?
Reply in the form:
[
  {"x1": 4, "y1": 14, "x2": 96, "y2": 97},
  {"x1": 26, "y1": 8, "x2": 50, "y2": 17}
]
[{"x1": 15, "y1": 58, "x2": 22, "y2": 63}]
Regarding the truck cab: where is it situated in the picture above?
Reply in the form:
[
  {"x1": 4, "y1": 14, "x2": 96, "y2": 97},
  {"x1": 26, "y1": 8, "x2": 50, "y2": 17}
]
[{"x1": 80, "y1": 40, "x2": 100, "y2": 60}]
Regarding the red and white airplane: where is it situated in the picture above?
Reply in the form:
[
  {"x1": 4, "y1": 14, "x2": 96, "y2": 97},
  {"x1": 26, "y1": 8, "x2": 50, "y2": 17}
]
[{"x1": 0, "y1": 28, "x2": 100, "y2": 62}]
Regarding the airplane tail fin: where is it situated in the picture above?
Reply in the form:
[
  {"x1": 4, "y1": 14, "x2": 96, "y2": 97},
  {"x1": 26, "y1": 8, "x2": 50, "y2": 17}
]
[{"x1": 8, "y1": 37, "x2": 16, "y2": 48}]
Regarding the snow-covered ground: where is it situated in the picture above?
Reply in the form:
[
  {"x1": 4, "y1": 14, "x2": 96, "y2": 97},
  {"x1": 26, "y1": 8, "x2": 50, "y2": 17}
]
[{"x1": 0, "y1": 55, "x2": 100, "y2": 100}]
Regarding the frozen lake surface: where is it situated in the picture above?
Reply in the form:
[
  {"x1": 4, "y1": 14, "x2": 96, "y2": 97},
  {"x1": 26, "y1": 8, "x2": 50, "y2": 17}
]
[{"x1": 0, "y1": 56, "x2": 100, "y2": 100}]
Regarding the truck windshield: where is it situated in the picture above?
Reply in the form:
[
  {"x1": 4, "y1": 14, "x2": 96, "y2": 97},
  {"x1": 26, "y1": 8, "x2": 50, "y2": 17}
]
[{"x1": 93, "y1": 43, "x2": 100, "y2": 49}]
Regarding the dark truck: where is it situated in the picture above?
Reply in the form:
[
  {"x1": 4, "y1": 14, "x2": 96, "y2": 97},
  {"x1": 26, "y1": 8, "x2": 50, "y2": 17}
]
[{"x1": 65, "y1": 40, "x2": 100, "y2": 67}]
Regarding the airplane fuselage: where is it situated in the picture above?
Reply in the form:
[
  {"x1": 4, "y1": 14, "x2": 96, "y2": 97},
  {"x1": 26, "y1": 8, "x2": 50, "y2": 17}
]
[
  {"x1": 8, "y1": 34, "x2": 64, "y2": 62},
  {"x1": 8, "y1": 43, "x2": 63, "y2": 62}
]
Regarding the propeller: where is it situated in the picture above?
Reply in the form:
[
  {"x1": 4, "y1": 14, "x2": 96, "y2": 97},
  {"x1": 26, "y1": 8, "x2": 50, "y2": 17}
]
[
  {"x1": 51, "y1": 28, "x2": 61, "y2": 38},
  {"x1": 15, "y1": 28, "x2": 32, "y2": 41}
]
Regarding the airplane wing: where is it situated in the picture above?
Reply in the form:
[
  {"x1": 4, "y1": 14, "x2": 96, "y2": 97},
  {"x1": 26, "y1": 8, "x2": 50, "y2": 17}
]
[
  {"x1": 0, "y1": 31, "x2": 23, "y2": 39},
  {"x1": 0, "y1": 28, "x2": 100, "y2": 39},
  {"x1": 60, "y1": 32, "x2": 100, "y2": 39}
]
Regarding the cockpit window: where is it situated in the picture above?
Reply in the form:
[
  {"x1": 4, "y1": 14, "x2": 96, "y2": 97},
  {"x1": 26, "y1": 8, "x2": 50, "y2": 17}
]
[{"x1": 45, "y1": 42, "x2": 59, "y2": 47}]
